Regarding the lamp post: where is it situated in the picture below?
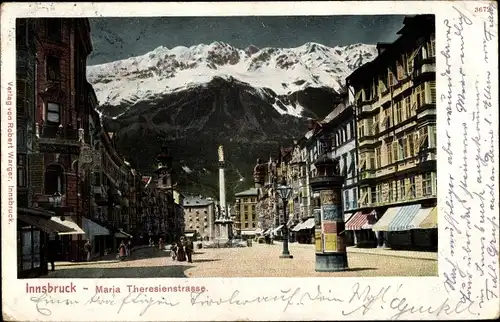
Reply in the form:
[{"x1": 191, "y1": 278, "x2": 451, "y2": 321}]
[
  {"x1": 49, "y1": 192, "x2": 65, "y2": 221},
  {"x1": 276, "y1": 179, "x2": 293, "y2": 259}
]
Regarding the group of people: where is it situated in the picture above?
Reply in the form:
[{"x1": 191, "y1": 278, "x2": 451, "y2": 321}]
[
  {"x1": 170, "y1": 236, "x2": 194, "y2": 263},
  {"x1": 118, "y1": 240, "x2": 133, "y2": 260}
]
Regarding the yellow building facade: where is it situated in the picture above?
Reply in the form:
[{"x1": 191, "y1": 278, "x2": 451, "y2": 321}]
[{"x1": 347, "y1": 15, "x2": 437, "y2": 249}]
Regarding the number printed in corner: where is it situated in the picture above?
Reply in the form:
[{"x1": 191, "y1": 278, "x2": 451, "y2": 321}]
[{"x1": 474, "y1": 6, "x2": 492, "y2": 13}]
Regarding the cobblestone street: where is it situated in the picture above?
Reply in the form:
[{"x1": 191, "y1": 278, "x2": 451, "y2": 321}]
[{"x1": 47, "y1": 243, "x2": 437, "y2": 278}]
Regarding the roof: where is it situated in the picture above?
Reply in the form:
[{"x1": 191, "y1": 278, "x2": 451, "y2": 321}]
[
  {"x1": 183, "y1": 196, "x2": 214, "y2": 207},
  {"x1": 235, "y1": 188, "x2": 259, "y2": 197}
]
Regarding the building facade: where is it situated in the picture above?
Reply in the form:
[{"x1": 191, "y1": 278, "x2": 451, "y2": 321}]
[
  {"x1": 183, "y1": 196, "x2": 215, "y2": 240},
  {"x1": 29, "y1": 18, "x2": 95, "y2": 263},
  {"x1": 347, "y1": 14, "x2": 437, "y2": 249},
  {"x1": 234, "y1": 188, "x2": 259, "y2": 237}
]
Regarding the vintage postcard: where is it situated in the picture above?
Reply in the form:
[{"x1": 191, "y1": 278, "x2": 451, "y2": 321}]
[{"x1": 1, "y1": 1, "x2": 498, "y2": 321}]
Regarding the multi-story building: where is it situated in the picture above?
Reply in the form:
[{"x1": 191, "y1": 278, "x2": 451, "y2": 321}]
[
  {"x1": 234, "y1": 188, "x2": 258, "y2": 237},
  {"x1": 346, "y1": 14, "x2": 437, "y2": 249},
  {"x1": 183, "y1": 196, "x2": 215, "y2": 240},
  {"x1": 28, "y1": 18, "x2": 95, "y2": 262}
]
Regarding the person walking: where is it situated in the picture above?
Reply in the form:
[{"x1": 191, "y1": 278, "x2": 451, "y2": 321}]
[
  {"x1": 158, "y1": 238, "x2": 165, "y2": 251},
  {"x1": 171, "y1": 242, "x2": 178, "y2": 261},
  {"x1": 118, "y1": 241, "x2": 126, "y2": 261},
  {"x1": 185, "y1": 238, "x2": 194, "y2": 263},
  {"x1": 125, "y1": 240, "x2": 130, "y2": 257},
  {"x1": 149, "y1": 238, "x2": 153, "y2": 247},
  {"x1": 84, "y1": 240, "x2": 92, "y2": 261},
  {"x1": 47, "y1": 242, "x2": 56, "y2": 272},
  {"x1": 176, "y1": 238, "x2": 186, "y2": 262},
  {"x1": 127, "y1": 240, "x2": 132, "y2": 257}
]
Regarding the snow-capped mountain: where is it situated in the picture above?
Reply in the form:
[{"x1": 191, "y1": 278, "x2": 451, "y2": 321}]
[
  {"x1": 87, "y1": 42, "x2": 377, "y2": 117},
  {"x1": 87, "y1": 42, "x2": 377, "y2": 197}
]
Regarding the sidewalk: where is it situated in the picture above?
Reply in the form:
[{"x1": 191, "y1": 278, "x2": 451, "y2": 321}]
[
  {"x1": 55, "y1": 245, "x2": 154, "y2": 267},
  {"x1": 271, "y1": 241, "x2": 437, "y2": 261}
]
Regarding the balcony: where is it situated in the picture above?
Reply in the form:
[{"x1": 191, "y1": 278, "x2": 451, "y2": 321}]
[{"x1": 37, "y1": 124, "x2": 82, "y2": 154}]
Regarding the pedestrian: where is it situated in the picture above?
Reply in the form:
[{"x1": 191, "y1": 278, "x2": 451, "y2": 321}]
[
  {"x1": 127, "y1": 240, "x2": 132, "y2": 256},
  {"x1": 125, "y1": 240, "x2": 130, "y2": 257},
  {"x1": 176, "y1": 237, "x2": 186, "y2": 262},
  {"x1": 149, "y1": 238, "x2": 153, "y2": 247},
  {"x1": 47, "y1": 242, "x2": 56, "y2": 272},
  {"x1": 171, "y1": 242, "x2": 177, "y2": 261},
  {"x1": 158, "y1": 238, "x2": 165, "y2": 251},
  {"x1": 185, "y1": 238, "x2": 194, "y2": 263},
  {"x1": 118, "y1": 241, "x2": 126, "y2": 261},
  {"x1": 84, "y1": 240, "x2": 92, "y2": 261}
]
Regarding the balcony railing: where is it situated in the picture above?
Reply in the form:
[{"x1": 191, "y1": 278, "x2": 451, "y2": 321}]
[{"x1": 37, "y1": 124, "x2": 80, "y2": 141}]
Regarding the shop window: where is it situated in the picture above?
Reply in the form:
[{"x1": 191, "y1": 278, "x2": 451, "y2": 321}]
[
  {"x1": 46, "y1": 56, "x2": 61, "y2": 81},
  {"x1": 46, "y1": 102, "x2": 60, "y2": 124},
  {"x1": 44, "y1": 164, "x2": 64, "y2": 194},
  {"x1": 21, "y1": 227, "x2": 41, "y2": 271}
]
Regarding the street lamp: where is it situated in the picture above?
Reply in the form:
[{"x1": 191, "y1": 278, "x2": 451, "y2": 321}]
[
  {"x1": 49, "y1": 192, "x2": 65, "y2": 221},
  {"x1": 276, "y1": 180, "x2": 293, "y2": 259}
]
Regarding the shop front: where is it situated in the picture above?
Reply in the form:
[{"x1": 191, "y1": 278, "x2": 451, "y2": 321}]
[
  {"x1": 17, "y1": 208, "x2": 78, "y2": 278},
  {"x1": 372, "y1": 203, "x2": 437, "y2": 250},
  {"x1": 344, "y1": 211, "x2": 378, "y2": 248}
]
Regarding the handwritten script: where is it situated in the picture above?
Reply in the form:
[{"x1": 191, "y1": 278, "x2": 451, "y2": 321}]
[{"x1": 440, "y1": 2, "x2": 499, "y2": 316}]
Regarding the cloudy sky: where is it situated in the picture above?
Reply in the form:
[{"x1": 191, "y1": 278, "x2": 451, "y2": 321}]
[{"x1": 87, "y1": 15, "x2": 405, "y2": 65}]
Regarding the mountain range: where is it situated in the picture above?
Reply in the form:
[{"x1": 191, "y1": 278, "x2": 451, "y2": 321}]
[{"x1": 87, "y1": 42, "x2": 377, "y2": 198}]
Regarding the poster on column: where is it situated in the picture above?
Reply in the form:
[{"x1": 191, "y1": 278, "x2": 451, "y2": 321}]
[
  {"x1": 324, "y1": 233, "x2": 337, "y2": 252},
  {"x1": 315, "y1": 230, "x2": 322, "y2": 252},
  {"x1": 319, "y1": 190, "x2": 340, "y2": 204},
  {"x1": 321, "y1": 204, "x2": 342, "y2": 221}
]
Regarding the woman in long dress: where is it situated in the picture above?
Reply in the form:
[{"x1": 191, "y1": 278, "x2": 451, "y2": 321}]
[{"x1": 176, "y1": 238, "x2": 186, "y2": 262}]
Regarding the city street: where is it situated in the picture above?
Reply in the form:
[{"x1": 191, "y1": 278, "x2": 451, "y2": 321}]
[{"x1": 46, "y1": 243, "x2": 437, "y2": 278}]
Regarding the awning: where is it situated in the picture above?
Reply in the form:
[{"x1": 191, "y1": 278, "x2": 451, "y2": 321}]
[
  {"x1": 291, "y1": 222, "x2": 304, "y2": 232},
  {"x1": 345, "y1": 212, "x2": 371, "y2": 231},
  {"x1": 241, "y1": 230, "x2": 256, "y2": 236},
  {"x1": 417, "y1": 207, "x2": 437, "y2": 229},
  {"x1": 301, "y1": 218, "x2": 315, "y2": 230},
  {"x1": 51, "y1": 217, "x2": 86, "y2": 235},
  {"x1": 115, "y1": 230, "x2": 133, "y2": 239},
  {"x1": 18, "y1": 214, "x2": 75, "y2": 234},
  {"x1": 82, "y1": 217, "x2": 109, "y2": 237},
  {"x1": 272, "y1": 225, "x2": 284, "y2": 234},
  {"x1": 372, "y1": 207, "x2": 402, "y2": 231},
  {"x1": 388, "y1": 204, "x2": 421, "y2": 231},
  {"x1": 344, "y1": 212, "x2": 354, "y2": 223}
]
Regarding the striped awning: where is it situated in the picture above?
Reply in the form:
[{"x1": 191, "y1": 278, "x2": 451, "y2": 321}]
[
  {"x1": 345, "y1": 211, "x2": 376, "y2": 231},
  {"x1": 419, "y1": 207, "x2": 437, "y2": 229},
  {"x1": 408, "y1": 207, "x2": 435, "y2": 230},
  {"x1": 372, "y1": 207, "x2": 402, "y2": 231},
  {"x1": 388, "y1": 204, "x2": 421, "y2": 231}
]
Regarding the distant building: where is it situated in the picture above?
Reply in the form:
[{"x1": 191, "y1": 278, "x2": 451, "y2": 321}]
[
  {"x1": 234, "y1": 188, "x2": 259, "y2": 238},
  {"x1": 346, "y1": 14, "x2": 437, "y2": 249},
  {"x1": 183, "y1": 196, "x2": 215, "y2": 240}
]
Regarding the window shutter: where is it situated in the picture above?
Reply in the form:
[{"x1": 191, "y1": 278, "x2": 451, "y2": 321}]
[
  {"x1": 415, "y1": 175, "x2": 423, "y2": 198},
  {"x1": 429, "y1": 81, "x2": 436, "y2": 104}
]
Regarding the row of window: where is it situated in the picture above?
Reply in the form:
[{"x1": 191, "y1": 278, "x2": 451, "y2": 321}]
[
  {"x1": 359, "y1": 172, "x2": 436, "y2": 206},
  {"x1": 356, "y1": 35, "x2": 435, "y2": 102},
  {"x1": 359, "y1": 125, "x2": 436, "y2": 170},
  {"x1": 358, "y1": 82, "x2": 431, "y2": 138}
]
